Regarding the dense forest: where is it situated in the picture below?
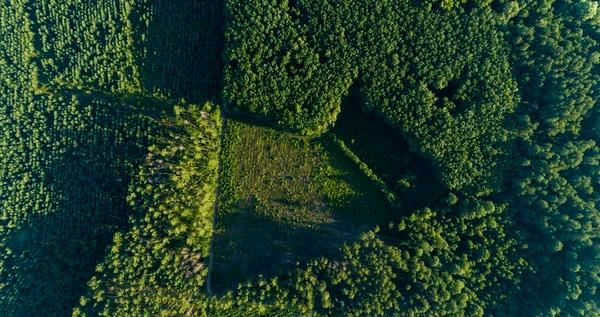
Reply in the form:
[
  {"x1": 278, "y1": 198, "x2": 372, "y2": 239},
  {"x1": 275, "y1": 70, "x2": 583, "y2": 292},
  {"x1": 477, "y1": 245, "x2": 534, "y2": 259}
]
[{"x1": 1, "y1": 0, "x2": 598, "y2": 316}]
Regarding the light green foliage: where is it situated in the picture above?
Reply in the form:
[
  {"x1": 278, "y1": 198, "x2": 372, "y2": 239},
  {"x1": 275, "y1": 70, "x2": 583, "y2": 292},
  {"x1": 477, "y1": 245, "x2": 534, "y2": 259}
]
[
  {"x1": 0, "y1": 0, "x2": 223, "y2": 315},
  {"x1": 33, "y1": 0, "x2": 142, "y2": 93},
  {"x1": 74, "y1": 103, "x2": 221, "y2": 316}
]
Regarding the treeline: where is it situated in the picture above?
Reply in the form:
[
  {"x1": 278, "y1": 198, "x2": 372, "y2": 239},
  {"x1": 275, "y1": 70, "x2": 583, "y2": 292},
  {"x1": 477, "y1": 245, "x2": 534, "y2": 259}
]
[
  {"x1": 74, "y1": 103, "x2": 222, "y2": 316},
  {"x1": 209, "y1": 198, "x2": 523, "y2": 316}
]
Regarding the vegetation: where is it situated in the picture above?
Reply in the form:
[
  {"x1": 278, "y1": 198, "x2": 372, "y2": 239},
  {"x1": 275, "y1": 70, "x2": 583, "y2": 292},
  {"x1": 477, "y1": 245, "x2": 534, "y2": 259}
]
[
  {"x1": 506, "y1": 0, "x2": 600, "y2": 314},
  {"x1": 222, "y1": 0, "x2": 599, "y2": 315},
  {"x1": 223, "y1": 199, "x2": 525, "y2": 317},
  {"x1": 212, "y1": 119, "x2": 391, "y2": 291},
  {"x1": 74, "y1": 103, "x2": 221, "y2": 316},
  {"x1": 223, "y1": 0, "x2": 518, "y2": 194},
  {"x1": 1, "y1": 0, "x2": 598, "y2": 316},
  {"x1": 0, "y1": 0, "x2": 223, "y2": 315}
]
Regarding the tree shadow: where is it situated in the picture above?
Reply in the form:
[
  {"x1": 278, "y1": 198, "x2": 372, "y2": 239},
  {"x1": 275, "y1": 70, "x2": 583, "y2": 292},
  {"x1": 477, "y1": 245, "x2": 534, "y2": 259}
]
[
  {"x1": 211, "y1": 193, "x2": 386, "y2": 293},
  {"x1": 1, "y1": 1, "x2": 226, "y2": 314},
  {"x1": 0, "y1": 96, "x2": 159, "y2": 316},
  {"x1": 332, "y1": 81, "x2": 446, "y2": 212},
  {"x1": 137, "y1": 0, "x2": 224, "y2": 103},
  {"x1": 211, "y1": 127, "x2": 393, "y2": 293}
]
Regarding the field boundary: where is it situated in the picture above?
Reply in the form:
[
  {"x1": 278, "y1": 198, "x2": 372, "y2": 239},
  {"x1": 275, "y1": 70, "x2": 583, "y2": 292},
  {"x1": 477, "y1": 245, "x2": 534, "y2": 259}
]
[{"x1": 205, "y1": 103, "x2": 227, "y2": 295}]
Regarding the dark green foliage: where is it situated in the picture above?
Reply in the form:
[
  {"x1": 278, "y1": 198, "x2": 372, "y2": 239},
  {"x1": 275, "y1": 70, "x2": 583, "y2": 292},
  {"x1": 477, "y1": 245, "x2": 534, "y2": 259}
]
[
  {"x1": 222, "y1": 199, "x2": 524, "y2": 317},
  {"x1": 224, "y1": 0, "x2": 518, "y2": 194},
  {"x1": 332, "y1": 87, "x2": 446, "y2": 211},
  {"x1": 0, "y1": 88, "x2": 161, "y2": 317},
  {"x1": 505, "y1": 0, "x2": 600, "y2": 314},
  {"x1": 134, "y1": 0, "x2": 224, "y2": 102},
  {"x1": 1, "y1": 0, "x2": 598, "y2": 315},
  {"x1": 0, "y1": 0, "x2": 224, "y2": 315},
  {"x1": 74, "y1": 103, "x2": 221, "y2": 316}
]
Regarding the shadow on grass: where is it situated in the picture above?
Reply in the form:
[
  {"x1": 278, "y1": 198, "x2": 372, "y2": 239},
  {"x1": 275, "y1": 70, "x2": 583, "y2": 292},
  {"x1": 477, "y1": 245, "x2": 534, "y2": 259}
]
[
  {"x1": 332, "y1": 81, "x2": 446, "y2": 212},
  {"x1": 210, "y1": 122, "x2": 393, "y2": 293},
  {"x1": 211, "y1": 194, "x2": 384, "y2": 293},
  {"x1": 211, "y1": 79, "x2": 446, "y2": 292}
]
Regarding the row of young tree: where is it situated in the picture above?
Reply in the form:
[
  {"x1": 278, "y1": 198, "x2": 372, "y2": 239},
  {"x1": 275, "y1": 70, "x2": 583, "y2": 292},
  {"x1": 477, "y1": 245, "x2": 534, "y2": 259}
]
[
  {"x1": 0, "y1": 0, "x2": 204, "y2": 315},
  {"x1": 19, "y1": 0, "x2": 222, "y2": 101}
]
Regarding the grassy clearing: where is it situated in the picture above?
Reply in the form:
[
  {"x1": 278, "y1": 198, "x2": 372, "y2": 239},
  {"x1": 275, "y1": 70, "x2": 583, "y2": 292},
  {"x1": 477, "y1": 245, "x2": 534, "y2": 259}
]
[{"x1": 212, "y1": 119, "x2": 391, "y2": 291}]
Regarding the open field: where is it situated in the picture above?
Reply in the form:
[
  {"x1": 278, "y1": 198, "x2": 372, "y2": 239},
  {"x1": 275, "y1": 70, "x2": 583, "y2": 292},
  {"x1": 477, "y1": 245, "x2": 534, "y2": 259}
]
[{"x1": 211, "y1": 119, "x2": 392, "y2": 291}]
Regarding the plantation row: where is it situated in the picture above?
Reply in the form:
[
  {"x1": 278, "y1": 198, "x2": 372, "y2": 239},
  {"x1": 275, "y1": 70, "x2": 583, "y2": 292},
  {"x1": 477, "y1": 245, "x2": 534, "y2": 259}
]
[
  {"x1": 0, "y1": 88, "x2": 160, "y2": 316},
  {"x1": 0, "y1": 0, "x2": 224, "y2": 315},
  {"x1": 2, "y1": 0, "x2": 222, "y2": 99}
]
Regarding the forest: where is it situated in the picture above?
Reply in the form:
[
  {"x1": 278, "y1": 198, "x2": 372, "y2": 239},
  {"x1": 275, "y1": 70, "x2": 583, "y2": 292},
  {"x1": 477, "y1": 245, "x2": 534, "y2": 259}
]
[{"x1": 0, "y1": 0, "x2": 598, "y2": 316}]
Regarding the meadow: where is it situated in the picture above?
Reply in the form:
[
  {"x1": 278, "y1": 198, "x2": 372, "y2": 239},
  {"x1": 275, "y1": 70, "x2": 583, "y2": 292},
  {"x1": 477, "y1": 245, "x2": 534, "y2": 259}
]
[{"x1": 211, "y1": 119, "x2": 392, "y2": 291}]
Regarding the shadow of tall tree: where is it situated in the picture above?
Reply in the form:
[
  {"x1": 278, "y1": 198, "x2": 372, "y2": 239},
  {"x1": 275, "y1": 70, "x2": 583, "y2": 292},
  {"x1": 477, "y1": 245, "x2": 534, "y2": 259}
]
[
  {"x1": 0, "y1": 93, "x2": 162, "y2": 316},
  {"x1": 332, "y1": 81, "x2": 447, "y2": 213},
  {"x1": 137, "y1": 0, "x2": 224, "y2": 103},
  {"x1": 211, "y1": 128, "x2": 394, "y2": 293},
  {"x1": 211, "y1": 195, "x2": 385, "y2": 293},
  {"x1": 1, "y1": 0, "x2": 225, "y2": 314}
]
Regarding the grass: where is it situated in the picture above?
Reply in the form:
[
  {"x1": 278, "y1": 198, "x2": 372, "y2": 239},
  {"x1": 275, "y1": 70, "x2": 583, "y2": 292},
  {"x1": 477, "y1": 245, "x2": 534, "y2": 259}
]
[
  {"x1": 211, "y1": 119, "x2": 392, "y2": 292},
  {"x1": 210, "y1": 83, "x2": 446, "y2": 293}
]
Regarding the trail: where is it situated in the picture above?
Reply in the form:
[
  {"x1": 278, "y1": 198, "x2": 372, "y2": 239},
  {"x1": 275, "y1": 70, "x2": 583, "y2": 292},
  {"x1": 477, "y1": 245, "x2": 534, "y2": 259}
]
[{"x1": 205, "y1": 105, "x2": 226, "y2": 295}]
